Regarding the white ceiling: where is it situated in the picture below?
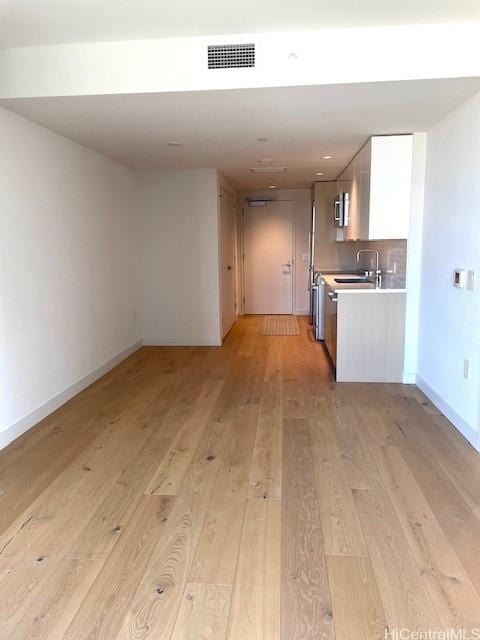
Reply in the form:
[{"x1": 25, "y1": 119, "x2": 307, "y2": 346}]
[
  {"x1": 1, "y1": 0, "x2": 479, "y2": 48},
  {"x1": 2, "y1": 78, "x2": 480, "y2": 189}
]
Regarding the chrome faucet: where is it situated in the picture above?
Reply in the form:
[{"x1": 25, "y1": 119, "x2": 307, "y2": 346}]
[{"x1": 356, "y1": 249, "x2": 381, "y2": 286}]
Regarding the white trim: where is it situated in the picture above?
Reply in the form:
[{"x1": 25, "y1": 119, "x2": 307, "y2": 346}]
[
  {"x1": 143, "y1": 337, "x2": 222, "y2": 346},
  {"x1": 218, "y1": 182, "x2": 238, "y2": 340},
  {"x1": 0, "y1": 340, "x2": 143, "y2": 451},
  {"x1": 416, "y1": 375, "x2": 480, "y2": 452},
  {"x1": 295, "y1": 308, "x2": 309, "y2": 316},
  {"x1": 402, "y1": 372, "x2": 417, "y2": 384}
]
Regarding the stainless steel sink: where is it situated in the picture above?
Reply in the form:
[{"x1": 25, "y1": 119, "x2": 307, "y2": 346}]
[{"x1": 334, "y1": 277, "x2": 372, "y2": 284}]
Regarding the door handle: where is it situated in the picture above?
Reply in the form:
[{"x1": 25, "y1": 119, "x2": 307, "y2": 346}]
[
  {"x1": 282, "y1": 262, "x2": 292, "y2": 268},
  {"x1": 227, "y1": 265, "x2": 233, "y2": 270}
]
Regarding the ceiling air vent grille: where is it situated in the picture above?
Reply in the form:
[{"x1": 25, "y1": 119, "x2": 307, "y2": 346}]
[{"x1": 208, "y1": 43, "x2": 255, "y2": 69}]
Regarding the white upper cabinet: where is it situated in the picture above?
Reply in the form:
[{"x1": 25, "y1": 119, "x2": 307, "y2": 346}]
[{"x1": 338, "y1": 134, "x2": 413, "y2": 241}]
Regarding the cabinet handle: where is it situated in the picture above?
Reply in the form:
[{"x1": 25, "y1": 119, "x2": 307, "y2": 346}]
[{"x1": 334, "y1": 201, "x2": 341, "y2": 222}]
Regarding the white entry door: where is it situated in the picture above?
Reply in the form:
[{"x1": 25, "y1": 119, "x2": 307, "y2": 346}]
[
  {"x1": 244, "y1": 200, "x2": 294, "y2": 314},
  {"x1": 219, "y1": 187, "x2": 237, "y2": 338}
]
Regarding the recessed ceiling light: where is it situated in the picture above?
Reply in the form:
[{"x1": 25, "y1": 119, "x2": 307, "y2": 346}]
[
  {"x1": 257, "y1": 137, "x2": 268, "y2": 142},
  {"x1": 167, "y1": 141, "x2": 183, "y2": 147},
  {"x1": 269, "y1": 185, "x2": 276, "y2": 189},
  {"x1": 316, "y1": 172, "x2": 324, "y2": 176},
  {"x1": 322, "y1": 155, "x2": 333, "y2": 159}
]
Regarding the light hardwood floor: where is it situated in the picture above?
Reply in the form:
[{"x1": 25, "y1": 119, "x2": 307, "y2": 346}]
[{"x1": 1, "y1": 316, "x2": 480, "y2": 639}]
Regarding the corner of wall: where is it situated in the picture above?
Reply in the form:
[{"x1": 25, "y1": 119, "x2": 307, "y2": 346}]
[
  {"x1": 0, "y1": 340, "x2": 142, "y2": 450},
  {"x1": 416, "y1": 374, "x2": 480, "y2": 452},
  {"x1": 403, "y1": 131, "x2": 427, "y2": 382}
]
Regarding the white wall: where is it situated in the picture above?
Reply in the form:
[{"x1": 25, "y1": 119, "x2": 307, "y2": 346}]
[
  {"x1": 0, "y1": 107, "x2": 139, "y2": 447},
  {"x1": 137, "y1": 169, "x2": 222, "y2": 345},
  {"x1": 417, "y1": 91, "x2": 480, "y2": 449},
  {"x1": 1, "y1": 23, "x2": 480, "y2": 99},
  {"x1": 240, "y1": 188, "x2": 311, "y2": 315}
]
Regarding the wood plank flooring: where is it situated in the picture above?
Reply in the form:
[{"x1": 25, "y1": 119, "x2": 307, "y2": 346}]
[{"x1": 1, "y1": 316, "x2": 480, "y2": 638}]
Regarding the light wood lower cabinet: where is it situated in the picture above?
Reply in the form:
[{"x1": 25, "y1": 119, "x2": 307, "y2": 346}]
[{"x1": 324, "y1": 289, "x2": 406, "y2": 382}]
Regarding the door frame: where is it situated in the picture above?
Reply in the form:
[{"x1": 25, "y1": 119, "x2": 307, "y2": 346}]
[
  {"x1": 218, "y1": 184, "x2": 239, "y2": 339},
  {"x1": 241, "y1": 198, "x2": 296, "y2": 315}
]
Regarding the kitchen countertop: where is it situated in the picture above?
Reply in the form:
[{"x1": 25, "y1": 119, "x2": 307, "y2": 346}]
[{"x1": 321, "y1": 273, "x2": 406, "y2": 294}]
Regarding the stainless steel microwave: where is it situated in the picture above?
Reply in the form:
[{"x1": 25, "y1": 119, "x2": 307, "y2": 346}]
[{"x1": 333, "y1": 192, "x2": 350, "y2": 228}]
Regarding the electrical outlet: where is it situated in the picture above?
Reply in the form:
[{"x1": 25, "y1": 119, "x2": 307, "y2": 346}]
[
  {"x1": 464, "y1": 359, "x2": 470, "y2": 380},
  {"x1": 467, "y1": 270, "x2": 476, "y2": 291}
]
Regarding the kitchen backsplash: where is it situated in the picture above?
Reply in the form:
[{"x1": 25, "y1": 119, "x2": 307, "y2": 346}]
[
  {"x1": 355, "y1": 239, "x2": 407, "y2": 287},
  {"x1": 315, "y1": 237, "x2": 408, "y2": 287}
]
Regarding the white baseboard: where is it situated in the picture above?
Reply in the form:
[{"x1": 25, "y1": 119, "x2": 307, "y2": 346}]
[
  {"x1": 294, "y1": 308, "x2": 309, "y2": 316},
  {"x1": 403, "y1": 372, "x2": 417, "y2": 384},
  {"x1": 0, "y1": 340, "x2": 143, "y2": 451},
  {"x1": 143, "y1": 337, "x2": 222, "y2": 346},
  {"x1": 416, "y1": 375, "x2": 480, "y2": 452}
]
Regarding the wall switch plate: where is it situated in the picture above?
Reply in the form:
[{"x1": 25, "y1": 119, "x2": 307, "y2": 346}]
[
  {"x1": 467, "y1": 270, "x2": 476, "y2": 291},
  {"x1": 464, "y1": 359, "x2": 470, "y2": 380}
]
